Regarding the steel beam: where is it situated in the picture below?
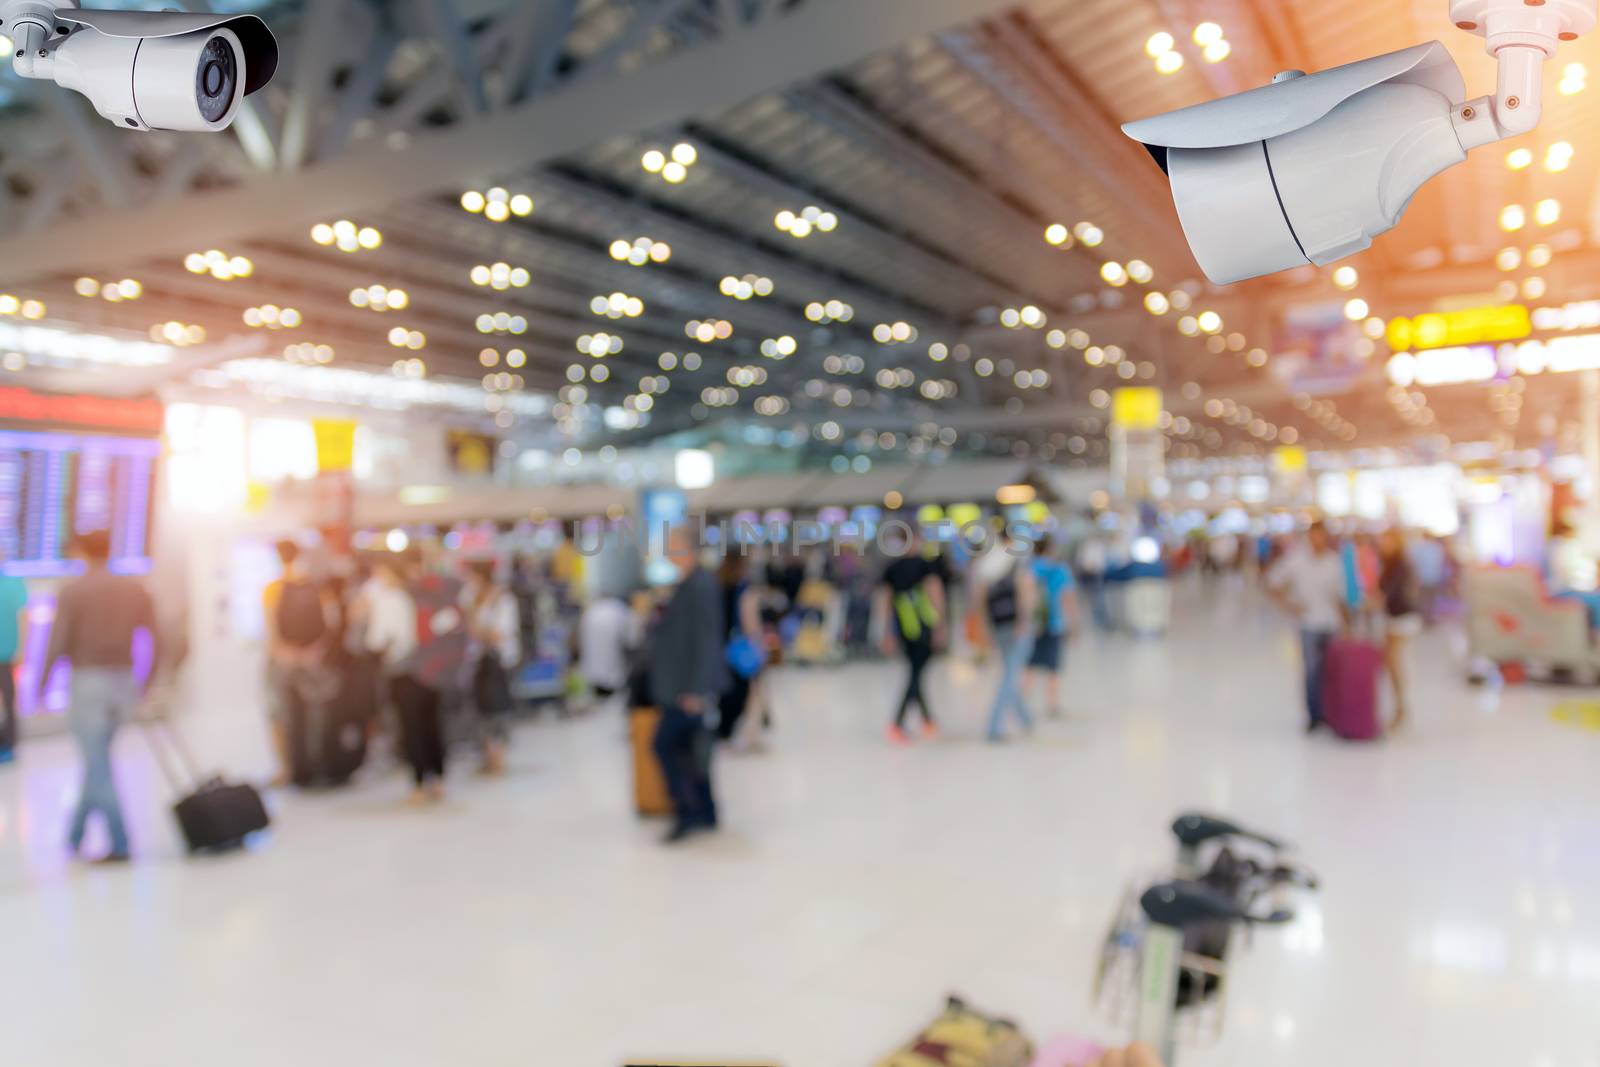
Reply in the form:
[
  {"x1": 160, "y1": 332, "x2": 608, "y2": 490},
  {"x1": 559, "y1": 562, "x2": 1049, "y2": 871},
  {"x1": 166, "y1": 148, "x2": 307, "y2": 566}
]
[{"x1": 0, "y1": 0, "x2": 1023, "y2": 285}]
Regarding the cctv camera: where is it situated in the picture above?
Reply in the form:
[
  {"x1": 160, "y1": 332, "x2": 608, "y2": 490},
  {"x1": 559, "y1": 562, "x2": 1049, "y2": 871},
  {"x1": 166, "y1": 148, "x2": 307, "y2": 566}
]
[
  {"x1": 2, "y1": 1, "x2": 277, "y2": 132},
  {"x1": 1123, "y1": 0, "x2": 1595, "y2": 285}
]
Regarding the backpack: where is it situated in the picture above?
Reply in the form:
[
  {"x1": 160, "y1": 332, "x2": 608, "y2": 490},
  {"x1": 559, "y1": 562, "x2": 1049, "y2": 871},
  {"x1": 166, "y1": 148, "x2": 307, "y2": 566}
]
[
  {"x1": 277, "y1": 581, "x2": 326, "y2": 647},
  {"x1": 986, "y1": 560, "x2": 1021, "y2": 627}
]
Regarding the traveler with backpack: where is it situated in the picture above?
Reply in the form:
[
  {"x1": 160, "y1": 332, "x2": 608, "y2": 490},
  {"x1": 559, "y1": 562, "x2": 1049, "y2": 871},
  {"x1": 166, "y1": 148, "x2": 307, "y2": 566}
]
[
  {"x1": 973, "y1": 529, "x2": 1039, "y2": 742},
  {"x1": 463, "y1": 560, "x2": 519, "y2": 776},
  {"x1": 263, "y1": 540, "x2": 336, "y2": 787},
  {"x1": 392, "y1": 547, "x2": 468, "y2": 803},
  {"x1": 877, "y1": 528, "x2": 948, "y2": 745}
]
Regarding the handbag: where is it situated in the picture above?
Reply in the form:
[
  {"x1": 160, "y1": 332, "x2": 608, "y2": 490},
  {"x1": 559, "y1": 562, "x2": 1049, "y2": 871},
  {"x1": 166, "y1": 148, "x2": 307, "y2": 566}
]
[{"x1": 725, "y1": 633, "x2": 764, "y2": 680}]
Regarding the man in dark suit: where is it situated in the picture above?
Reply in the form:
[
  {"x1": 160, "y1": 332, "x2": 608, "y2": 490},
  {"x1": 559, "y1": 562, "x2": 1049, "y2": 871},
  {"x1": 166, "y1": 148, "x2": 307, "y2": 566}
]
[{"x1": 648, "y1": 525, "x2": 728, "y2": 844}]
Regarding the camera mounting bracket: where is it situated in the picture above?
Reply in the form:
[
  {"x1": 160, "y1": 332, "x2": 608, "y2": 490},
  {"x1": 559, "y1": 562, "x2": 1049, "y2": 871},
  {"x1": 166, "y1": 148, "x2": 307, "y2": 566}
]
[{"x1": 1450, "y1": 0, "x2": 1597, "y2": 146}]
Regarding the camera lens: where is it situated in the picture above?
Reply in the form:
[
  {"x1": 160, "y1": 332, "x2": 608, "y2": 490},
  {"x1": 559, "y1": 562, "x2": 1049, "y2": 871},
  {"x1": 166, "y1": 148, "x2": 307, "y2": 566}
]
[{"x1": 195, "y1": 35, "x2": 237, "y2": 123}]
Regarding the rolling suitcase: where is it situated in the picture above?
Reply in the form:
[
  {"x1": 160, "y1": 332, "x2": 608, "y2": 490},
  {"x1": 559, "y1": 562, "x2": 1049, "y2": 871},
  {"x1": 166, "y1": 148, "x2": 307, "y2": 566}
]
[
  {"x1": 629, "y1": 706, "x2": 672, "y2": 817},
  {"x1": 1320, "y1": 637, "x2": 1384, "y2": 740},
  {"x1": 142, "y1": 715, "x2": 271, "y2": 853}
]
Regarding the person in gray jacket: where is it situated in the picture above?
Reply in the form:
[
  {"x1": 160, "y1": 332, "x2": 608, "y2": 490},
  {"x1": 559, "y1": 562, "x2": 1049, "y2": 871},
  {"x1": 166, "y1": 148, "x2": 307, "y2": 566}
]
[{"x1": 648, "y1": 527, "x2": 728, "y2": 844}]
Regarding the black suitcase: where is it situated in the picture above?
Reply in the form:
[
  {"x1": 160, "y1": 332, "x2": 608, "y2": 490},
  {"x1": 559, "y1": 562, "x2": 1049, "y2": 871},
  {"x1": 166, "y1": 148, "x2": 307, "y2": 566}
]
[
  {"x1": 172, "y1": 779, "x2": 271, "y2": 853},
  {"x1": 289, "y1": 662, "x2": 373, "y2": 788},
  {"x1": 142, "y1": 714, "x2": 271, "y2": 854}
]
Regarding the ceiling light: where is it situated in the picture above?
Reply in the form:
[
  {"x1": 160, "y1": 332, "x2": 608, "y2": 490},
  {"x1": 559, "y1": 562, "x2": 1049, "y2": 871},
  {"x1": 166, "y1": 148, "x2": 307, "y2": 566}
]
[
  {"x1": 1535, "y1": 198, "x2": 1561, "y2": 226},
  {"x1": 641, "y1": 149, "x2": 666, "y2": 173},
  {"x1": 1156, "y1": 50, "x2": 1184, "y2": 74},
  {"x1": 1332, "y1": 265, "x2": 1359, "y2": 290},
  {"x1": 1496, "y1": 246, "x2": 1522, "y2": 271},
  {"x1": 1127, "y1": 259, "x2": 1153, "y2": 283},
  {"x1": 461, "y1": 190, "x2": 486, "y2": 213},
  {"x1": 1145, "y1": 31, "x2": 1175, "y2": 58},
  {"x1": 1144, "y1": 292, "x2": 1170, "y2": 315},
  {"x1": 1101, "y1": 261, "x2": 1129, "y2": 286},
  {"x1": 1192, "y1": 22, "x2": 1223, "y2": 46},
  {"x1": 1343, "y1": 298, "x2": 1369, "y2": 321},
  {"x1": 1203, "y1": 39, "x2": 1231, "y2": 63},
  {"x1": 1499, "y1": 203, "x2": 1526, "y2": 231},
  {"x1": 1044, "y1": 223, "x2": 1071, "y2": 246}
]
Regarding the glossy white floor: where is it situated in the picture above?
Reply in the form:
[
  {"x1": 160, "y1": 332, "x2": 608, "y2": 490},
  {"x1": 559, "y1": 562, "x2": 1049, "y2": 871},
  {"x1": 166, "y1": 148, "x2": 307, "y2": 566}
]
[{"x1": 2, "y1": 579, "x2": 1596, "y2": 1067}]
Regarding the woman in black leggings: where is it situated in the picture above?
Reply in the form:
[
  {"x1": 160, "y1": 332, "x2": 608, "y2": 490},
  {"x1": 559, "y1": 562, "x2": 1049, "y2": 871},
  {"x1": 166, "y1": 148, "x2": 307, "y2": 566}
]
[{"x1": 878, "y1": 543, "x2": 947, "y2": 745}]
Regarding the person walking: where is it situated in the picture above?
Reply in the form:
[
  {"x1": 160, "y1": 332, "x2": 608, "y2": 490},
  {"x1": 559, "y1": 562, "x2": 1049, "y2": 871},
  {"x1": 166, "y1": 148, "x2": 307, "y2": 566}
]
[
  {"x1": 975, "y1": 530, "x2": 1039, "y2": 742},
  {"x1": 262, "y1": 540, "x2": 336, "y2": 786},
  {"x1": 463, "y1": 560, "x2": 519, "y2": 776},
  {"x1": 361, "y1": 555, "x2": 435, "y2": 803},
  {"x1": 1266, "y1": 521, "x2": 1350, "y2": 733},
  {"x1": 42, "y1": 530, "x2": 159, "y2": 863},
  {"x1": 1025, "y1": 535, "x2": 1081, "y2": 719},
  {"x1": 0, "y1": 559, "x2": 28, "y2": 765},
  {"x1": 648, "y1": 529, "x2": 727, "y2": 844},
  {"x1": 716, "y1": 555, "x2": 770, "y2": 751},
  {"x1": 876, "y1": 530, "x2": 947, "y2": 744},
  {"x1": 1377, "y1": 527, "x2": 1422, "y2": 733},
  {"x1": 579, "y1": 587, "x2": 642, "y2": 714}
]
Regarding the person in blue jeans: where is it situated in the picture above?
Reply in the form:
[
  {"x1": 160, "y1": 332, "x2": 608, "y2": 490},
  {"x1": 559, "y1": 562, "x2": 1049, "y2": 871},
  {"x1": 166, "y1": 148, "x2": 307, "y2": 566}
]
[
  {"x1": 41, "y1": 530, "x2": 159, "y2": 864},
  {"x1": 974, "y1": 531, "x2": 1039, "y2": 741},
  {"x1": 1026, "y1": 536, "x2": 1081, "y2": 719},
  {"x1": 0, "y1": 560, "x2": 28, "y2": 764}
]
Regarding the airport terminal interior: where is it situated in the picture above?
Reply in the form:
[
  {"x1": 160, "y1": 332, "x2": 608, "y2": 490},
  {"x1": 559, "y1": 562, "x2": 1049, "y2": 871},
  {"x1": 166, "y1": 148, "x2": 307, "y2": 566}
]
[{"x1": 2, "y1": 1, "x2": 1599, "y2": 1065}]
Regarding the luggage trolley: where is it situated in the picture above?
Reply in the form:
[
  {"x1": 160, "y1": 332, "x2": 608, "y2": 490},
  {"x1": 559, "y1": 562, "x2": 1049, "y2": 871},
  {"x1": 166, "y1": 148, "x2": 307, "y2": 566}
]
[{"x1": 1094, "y1": 812, "x2": 1319, "y2": 1064}]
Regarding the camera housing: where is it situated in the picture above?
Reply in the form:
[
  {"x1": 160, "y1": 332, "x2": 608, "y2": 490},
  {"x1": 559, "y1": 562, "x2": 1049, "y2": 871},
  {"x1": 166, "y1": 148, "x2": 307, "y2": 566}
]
[
  {"x1": 3, "y1": 2, "x2": 277, "y2": 132},
  {"x1": 1123, "y1": 0, "x2": 1596, "y2": 285}
]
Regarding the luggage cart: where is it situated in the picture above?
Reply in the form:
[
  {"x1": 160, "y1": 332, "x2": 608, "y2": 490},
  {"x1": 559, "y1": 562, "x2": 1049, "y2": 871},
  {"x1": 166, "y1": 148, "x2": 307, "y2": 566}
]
[{"x1": 1092, "y1": 813, "x2": 1318, "y2": 1064}]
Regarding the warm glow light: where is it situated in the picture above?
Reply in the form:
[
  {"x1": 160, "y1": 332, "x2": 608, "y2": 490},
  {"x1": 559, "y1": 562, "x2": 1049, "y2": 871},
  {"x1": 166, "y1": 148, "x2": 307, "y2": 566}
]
[
  {"x1": 1496, "y1": 246, "x2": 1522, "y2": 272},
  {"x1": 1332, "y1": 266, "x2": 1359, "y2": 290},
  {"x1": 1203, "y1": 39, "x2": 1231, "y2": 63},
  {"x1": 1192, "y1": 22, "x2": 1224, "y2": 46},
  {"x1": 642, "y1": 149, "x2": 666, "y2": 173},
  {"x1": 1156, "y1": 50, "x2": 1184, "y2": 74},
  {"x1": 1044, "y1": 223, "x2": 1070, "y2": 246},
  {"x1": 1145, "y1": 31, "x2": 1175, "y2": 58},
  {"x1": 1500, "y1": 204, "x2": 1526, "y2": 232},
  {"x1": 1144, "y1": 291, "x2": 1170, "y2": 315},
  {"x1": 1344, "y1": 298, "x2": 1369, "y2": 321},
  {"x1": 1196, "y1": 310, "x2": 1222, "y2": 333},
  {"x1": 1535, "y1": 198, "x2": 1561, "y2": 226},
  {"x1": 1506, "y1": 147, "x2": 1533, "y2": 171},
  {"x1": 461, "y1": 190, "x2": 485, "y2": 213},
  {"x1": 1100, "y1": 261, "x2": 1128, "y2": 287}
]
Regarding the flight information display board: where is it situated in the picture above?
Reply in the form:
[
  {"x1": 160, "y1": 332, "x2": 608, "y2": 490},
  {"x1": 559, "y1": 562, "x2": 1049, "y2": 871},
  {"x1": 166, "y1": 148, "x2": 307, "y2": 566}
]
[{"x1": 0, "y1": 429, "x2": 159, "y2": 577}]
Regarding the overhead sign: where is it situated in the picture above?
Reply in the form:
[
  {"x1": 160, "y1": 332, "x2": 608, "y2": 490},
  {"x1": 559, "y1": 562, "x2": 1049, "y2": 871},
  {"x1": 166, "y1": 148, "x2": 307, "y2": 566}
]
[
  {"x1": 0, "y1": 386, "x2": 162, "y2": 435},
  {"x1": 312, "y1": 418, "x2": 358, "y2": 472},
  {"x1": 1272, "y1": 445, "x2": 1308, "y2": 474},
  {"x1": 1386, "y1": 330, "x2": 1600, "y2": 386},
  {"x1": 1111, "y1": 387, "x2": 1163, "y2": 431},
  {"x1": 1386, "y1": 305, "x2": 1530, "y2": 352}
]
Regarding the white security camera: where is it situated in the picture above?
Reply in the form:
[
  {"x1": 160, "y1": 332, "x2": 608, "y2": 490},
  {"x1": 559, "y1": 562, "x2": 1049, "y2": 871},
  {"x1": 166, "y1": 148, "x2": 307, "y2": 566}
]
[
  {"x1": 2, "y1": 0, "x2": 277, "y2": 132},
  {"x1": 1124, "y1": 0, "x2": 1595, "y2": 285}
]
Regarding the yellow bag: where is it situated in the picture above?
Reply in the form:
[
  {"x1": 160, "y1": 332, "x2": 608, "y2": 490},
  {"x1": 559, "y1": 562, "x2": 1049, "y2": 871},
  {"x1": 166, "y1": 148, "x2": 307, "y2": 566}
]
[{"x1": 875, "y1": 997, "x2": 1033, "y2": 1067}]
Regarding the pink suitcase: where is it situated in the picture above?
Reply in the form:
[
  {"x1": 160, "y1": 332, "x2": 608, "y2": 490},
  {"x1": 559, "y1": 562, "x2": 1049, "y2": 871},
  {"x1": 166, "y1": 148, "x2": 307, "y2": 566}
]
[
  {"x1": 1029, "y1": 1035, "x2": 1106, "y2": 1067},
  {"x1": 1320, "y1": 638, "x2": 1384, "y2": 740}
]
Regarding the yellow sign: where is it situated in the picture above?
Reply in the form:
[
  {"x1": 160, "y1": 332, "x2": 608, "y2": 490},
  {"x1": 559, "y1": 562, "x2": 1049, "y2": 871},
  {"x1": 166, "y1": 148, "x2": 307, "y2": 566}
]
[
  {"x1": 1111, "y1": 387, "x2": 1162, "y2": 431},
  {"x1": 312, "y1": 418, "x2": 358, "y2": 472},
  {"x1": 1386, "y1": 305, "x2": 1530, "y2": 352},
  {"x1": 1272, "y1": 445, "x2": 1308, "y2": 474}
]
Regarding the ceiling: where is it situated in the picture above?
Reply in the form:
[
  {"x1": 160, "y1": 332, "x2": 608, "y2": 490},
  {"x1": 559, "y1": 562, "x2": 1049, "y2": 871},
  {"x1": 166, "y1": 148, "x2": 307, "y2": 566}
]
[{"x1": 1, "y1": 0, "x2": 1597, "y2": 468}]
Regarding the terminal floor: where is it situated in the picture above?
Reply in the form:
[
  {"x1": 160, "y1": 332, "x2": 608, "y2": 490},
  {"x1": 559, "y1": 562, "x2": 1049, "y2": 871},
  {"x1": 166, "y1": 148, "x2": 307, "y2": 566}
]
[{"x1": 2, "y1": 580, "x2": 1597, "y2": 1067}]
